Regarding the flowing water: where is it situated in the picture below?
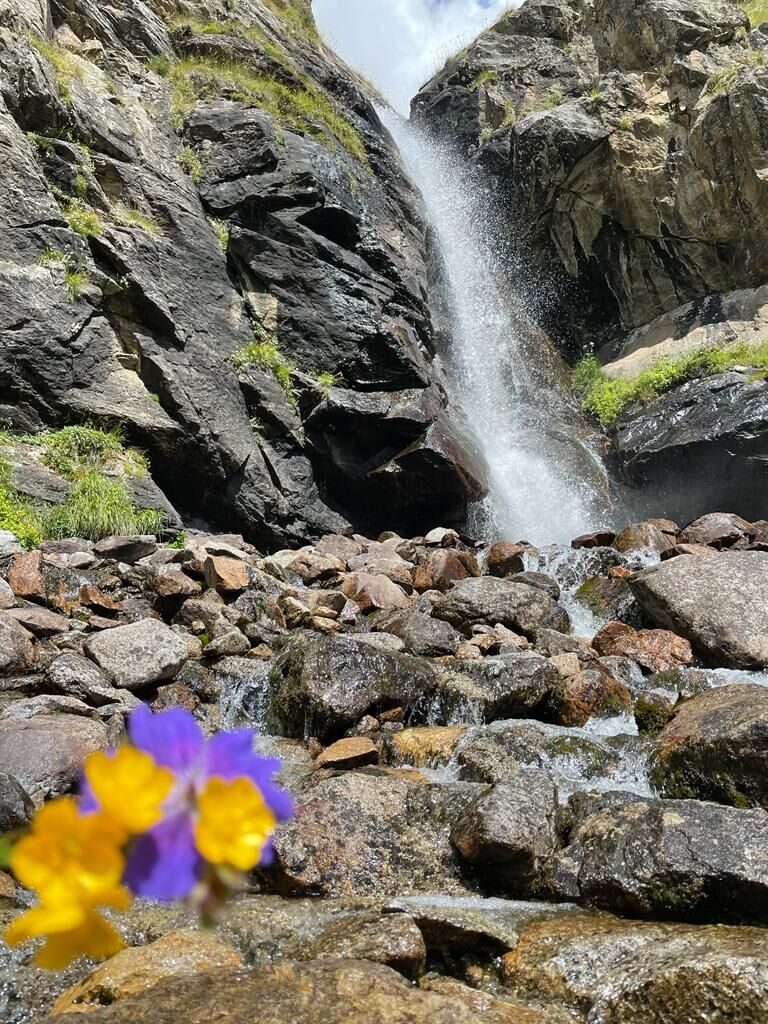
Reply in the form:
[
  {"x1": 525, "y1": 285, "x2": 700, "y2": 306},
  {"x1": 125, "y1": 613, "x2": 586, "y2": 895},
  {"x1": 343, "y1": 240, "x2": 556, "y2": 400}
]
[{"x1": 380, "y1": 108, "x2": 618, "y2": 546}]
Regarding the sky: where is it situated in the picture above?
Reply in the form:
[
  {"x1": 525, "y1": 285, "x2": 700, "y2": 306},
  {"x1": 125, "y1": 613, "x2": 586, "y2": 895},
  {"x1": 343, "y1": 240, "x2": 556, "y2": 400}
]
[{"x1": 313, "y1": 0, "x2": 517, "y2": 115}]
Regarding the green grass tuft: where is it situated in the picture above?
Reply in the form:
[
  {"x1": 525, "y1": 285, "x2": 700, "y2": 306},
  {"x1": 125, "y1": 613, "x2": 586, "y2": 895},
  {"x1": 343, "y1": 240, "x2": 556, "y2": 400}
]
[
  {"x1": 574, "y1": 340, "x2": 768, "y2": 425},
  {"x1": 43, "y1": 470, "x2": 165, "y2": 541},
  {"x1": 314, "y1": 370, "x2": 338, "y2": 393},
  {"x1": 167, "y1": 56, "x2": 367, "y2": 164},
  {"x1": 30, "y1": 36, "x2": 83, "y2": 108},
  {"x1": 233, "y1": 336, "x2": 295, "y2": 402},
  {"x1": 0, "y1": 454, "x2": 43, "y2": 548},
  {"x1": 208, "y1": 216, "x2": 230, "y2": 251},
  {"x1": 260, "y1": 0, "x2": 318, "y2": 40},
  {"x1": 146, "y1": 54, "x2": 172, "y2": 77},
  {"x1": 64, "y1": 200, "x2": 103, "y2": 237},
  {"x1": 706, "y1": 49, "x2": 766, "y2": 95},
  {"x1": 471, "y1": 69, "x2": 498, "y2": 91},
  {"x1": 114, "y1": 205, "x2": 162, "y2": 235},
  {"x1": 178, "y1": 143, "x2": 203, "y2": 184},
  {"x1": 742, "y1": 1, "x2": 768, "y2": 26},
  {"x1": 38, "y1": 249, "x2": 88, "y2": 301},
  {"x1": 35, "y1": 425, "x2": 148, "y2": 478}
]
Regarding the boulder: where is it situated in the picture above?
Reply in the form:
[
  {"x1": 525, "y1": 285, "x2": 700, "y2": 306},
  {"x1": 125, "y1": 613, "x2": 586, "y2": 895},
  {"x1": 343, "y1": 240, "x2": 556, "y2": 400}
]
[
  {"x1": 0, "y1": 771, "x2": 34, "y2": 832},
  {"x1": 0, "y1": 715, "x2": 108, "y2": 804},
  {"x1": 544, "y1": 667, "x2": 633, "y2": 727},
  {"x1": 372, "y1": 609, "x2": 461, "y2": 657},
  {"x1": 412, "y1": 550, "x2": 472, "y2": 593},
  {"x1": 269, "y1": 634, "x2": 436, "y2": 741},
  {"x1": 293, "y1": 911, "x2": 426, "y2": 981},
  {"x1": 315, "y1": 737, "x2": 378, "y2": 770},
  {"x1": 387, "y1": 726, "x2": 468, "y2": 768},
  {"x1": 48, "y1": 959, "x2": 547, "y2": 1024},
  {"x1": 341, "y1": 573, "x2": 411, "y2": 612},
  {"x1": 93, "y1": 536, "x2": 158, "y2": 563},
  {"x1": 432, "y1": 577, "x2": 569, "y2": 638},
  {"x1": 629, "y1": 553, "x2": 768, "y2": 668},
  {"x1": 613, "y1": 523, "x2": 673, "y2": 555},
  {"x1": 651, "y1": 684, "x2": 768, "y2": 809},
  {"x1": 204, "y1": 556, "x2": 250, "y2": 593},
  {"x1": 678, "y1": 513, "x2": 752, "y2": 549},
  {"x1": 0, "y1": 618, "x2": 36, "y2": 676},
  {"x1": 435, "y1": 653, "x2": 560, "y2": 723},
  {"x1": 546, "y1": 792, "x2": 768, "y2": 922},
  {"x1": 84, "y1": 618, "x2": 189, "y2": 689},
  {"x1": 487, "y1": 542, "x2": 528, "y2": 577},
  {"x1": 3, "y1": 605, "x2": 70, "y2": 636},
  {"x1": 6, "y1": 550, "x2": 44, "y2": 601},
  {"x1": 52, "y1": 929, "x2": 242, "y2": 1013},
  {"x1": 592, "y1": 621, "x2": 694, "y2": 673},
  {"x1": 451, "y1": 772, "x2": 560, "y2": 893}
]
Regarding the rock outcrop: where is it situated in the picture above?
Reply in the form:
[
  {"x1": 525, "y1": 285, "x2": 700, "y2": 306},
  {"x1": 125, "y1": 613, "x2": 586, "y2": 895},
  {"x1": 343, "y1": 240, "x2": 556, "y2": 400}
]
[{"x1": 0, "y1": 0, "x2": 484, "y2": 549}]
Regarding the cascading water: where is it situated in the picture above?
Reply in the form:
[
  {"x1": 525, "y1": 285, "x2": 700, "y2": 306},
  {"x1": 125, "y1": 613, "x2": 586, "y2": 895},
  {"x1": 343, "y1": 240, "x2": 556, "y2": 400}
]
[{"x1": 380, "y1": 109, "x2": 618, "y2": 546}]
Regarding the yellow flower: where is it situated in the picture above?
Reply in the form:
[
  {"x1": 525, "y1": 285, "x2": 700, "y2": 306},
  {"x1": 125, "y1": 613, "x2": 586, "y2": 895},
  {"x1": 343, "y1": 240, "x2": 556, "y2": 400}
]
[
  {"x1": 10, "y1": 798, "x2": 127, "y2": 905},
  {"x1": 194, "y1": 777, "x2": 276, "y2": 871},
  {"x1": 6, "y1": 903, "x2": 125, "y2": 970},
  {"x1": 83, "y1": 746, "x2": 174, "y2": 835}
]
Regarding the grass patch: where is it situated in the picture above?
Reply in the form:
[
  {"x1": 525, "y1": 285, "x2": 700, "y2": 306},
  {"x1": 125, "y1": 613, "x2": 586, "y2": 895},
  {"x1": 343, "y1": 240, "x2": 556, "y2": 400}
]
[
  {"x1": 314, "y1": 370, "x2": 337, "y2": 394},
  {"x1": 64, "y1": 200, "x2": 103, "y2": 237},
  {"x1": 178, "y1": 143, "x2": 203, "y2": 183},
  {"x1": 261, "y1": 0, "x2": 318, "y2": 40},
  {"x1": 706, "y1": 49, "x2": 766, "y2": 95},
  {"x1": 208, "y1": 216, "x2": 230, "y2": 250},
  {"x1": 35, "y1": 425, "x2": 148, "y2": 479},
  {"x1": 233, "y1": 334, "x2": 295, "y2": 402},
  {"x1": 471, "y1": 69, "x2": 498, "y2": 91},
  {"x1": 0, "y1": 454, "x2": 43, "y2": 548},
  {"x1": 574, "y1": 340, "x2": 768, "y2": 425},
  {"x1": 29, "y1": 36, "x2": 83, "y2": 108},
  {"x1": 114, "y1": 205, "x2": 162, "y2": 235},
  {"x1": 742, "y1": 1, "x2": 768, "y2": 26},
  {"x1": 43, "y1": 471, "x2": 165, "y2": 540},
  {"x1": 169, "y1": 16, "x2": 288, "y2": 64},
  {"x1": 521, "y1": 87, "x2": 563, "y2": 116},
  {"x1": 167, "y1": 56, "x2": 367, "y2": 163},
  {"x1": 38, "y1": 249, "x2": 89, "y2": 301},
  {"x1": 146, "y1": 53, "x2": 172, "y2": 77}
]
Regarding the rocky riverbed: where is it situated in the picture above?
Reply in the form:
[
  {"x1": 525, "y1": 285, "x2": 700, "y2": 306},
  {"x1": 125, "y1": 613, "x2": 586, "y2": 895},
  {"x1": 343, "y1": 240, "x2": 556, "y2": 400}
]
[{"x1": 0, "y1": 511, "x2": 766, "y2": 1022}]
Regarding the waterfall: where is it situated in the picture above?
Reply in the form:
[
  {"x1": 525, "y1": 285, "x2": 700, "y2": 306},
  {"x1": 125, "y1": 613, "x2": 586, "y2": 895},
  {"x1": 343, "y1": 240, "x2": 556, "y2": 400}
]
[{"x1": 380, "y1": 109, "x2": 617, "y2": 546}]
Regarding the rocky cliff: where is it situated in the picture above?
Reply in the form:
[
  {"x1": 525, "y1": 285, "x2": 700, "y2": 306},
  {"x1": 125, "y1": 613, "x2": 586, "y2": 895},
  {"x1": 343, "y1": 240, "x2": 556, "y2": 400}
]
[
  {"x1": 0, "y1": 0, "x2": 484, "y2": 550},
  {"x1": 413, "y1": 0, "x2": 768, "y2": 522}
]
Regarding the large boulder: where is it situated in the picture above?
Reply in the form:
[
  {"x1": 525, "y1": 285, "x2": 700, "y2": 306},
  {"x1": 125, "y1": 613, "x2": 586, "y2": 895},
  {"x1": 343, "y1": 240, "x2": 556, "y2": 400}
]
[
  {"x1": 651, "y1": 684, "x2": 768, "y2": 809},
  {"x1": 0, "y1": 715, "x2": 108, "y2": 804},
  {"x1": 546, "y1": 792, "x2": 768, "y2": 922},
  {"x1": 434, "y1": 653, "x2": 560, "y2": 723},
  {"x1": 629, "y1": 553, "x2": 768, "y2": 668},
  {"x1": 432, "y1": 578, "x2": 570, "y2": 638},
  {"x1": 84, "y1": 619, "x2": 189, "y2": 690},
  {"x1": 268, "y1": 633, "x2": 437, "y2": 741},
  {"x1": 0, "y1": 618, "x2": 36, "y2": 676}
]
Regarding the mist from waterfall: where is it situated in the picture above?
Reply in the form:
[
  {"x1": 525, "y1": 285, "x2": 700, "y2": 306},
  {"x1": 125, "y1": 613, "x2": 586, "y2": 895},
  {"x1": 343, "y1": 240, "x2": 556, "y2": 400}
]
[{"x1": 380, "y1": 109, "x2": 616, "y2": 545}]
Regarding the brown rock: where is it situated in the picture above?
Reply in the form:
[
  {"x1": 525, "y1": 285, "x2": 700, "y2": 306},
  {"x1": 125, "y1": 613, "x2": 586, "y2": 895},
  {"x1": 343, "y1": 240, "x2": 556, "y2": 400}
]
[
  {"x1": 52, "y1": 928, "x2": 242, "y2": 1014},
  {"x1": 455, "y1": 641, "x2": 483, "y2": 659},
  {"x1": 341, "y1": 572, "x2": 410, "y2": 612},
  {"x1": 152, "y1": 682, "x2": 200, "y2": 713},
  {"x1": 413, "y1": 550, "x2": 473, "y2": 593},
  {"x1": 679, "y1": 512, "x2": 752, "y2": 549},
  {"x1": 249, "y1": 643, "x2": 273, "y2": 659},
  {"x1": 550, "y1": 653, "x2": 581, "y2": 678},
  {"x1": 547, "y1": 668, "x2": 633, "y2": 727},
  {"x1": 387, "y1": 726, "x2": 467, "y2": 767},
  {"x1": 349, "y1": 553, "x2": 414, "y2": 591},
  {"x1": 79, "y1": 584, "x2": 121, "y2": 613},
  {"x1": 296, "y1": 912, "x2": 427, "y2": 981},
  {"x1": 152, "y1": 568, "x2": 200, "y2": 598},
  {"x1": 571, "y1": 531, "x2": 616, "y2": 549},
  {"x1": 593, "y1": 621, "x2": 694, "y2": 673},
  {"x1": 3, "y1": 605, "x2": 69, "y2": 637},
  {"x1": 7, "y1": 550, "x2": 44, "y2": 601},
  {"x1": 315, "y1": 737, "x2": 378, "y2": 770},
  {"x1": 289, "y1": 550, "x2": 346, "y2": 583},
  {"x1": 0, "y1": 714, "x2": 108, "y2": 803},
  {"x1": 487, "y1": 542, "x2": 527, "y2": 577},
  {"x1": 661, "y1": 543, "x2": 717, "y2": 561},
  {"x1": 204, "y1": 556, "x2": 250, "y2": 593},
  {"x1": 613, "y1": 522, "x2": 674, "y2": 554},
  {"x1": 314, "y1": 533, "x2": 363, "y2": 564}
]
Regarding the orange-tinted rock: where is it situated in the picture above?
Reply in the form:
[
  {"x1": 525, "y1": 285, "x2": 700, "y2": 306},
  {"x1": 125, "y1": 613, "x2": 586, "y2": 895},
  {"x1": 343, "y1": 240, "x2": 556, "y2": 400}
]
[
  {"x1": 79, "y1": 584, "x2": 121, "y2": 613},
  {"x1": 204, "y1": 555, "x2": 250, "y2": 593},
  {"x1": 571, "y1": 531, "x2": 616, "y2": 549},
  {"x1": 593, "y1": 621, "x2": 693, "y2": 673},
  {"x1": 7, "y1": 550, "x2": 44, "y2": 602},
  {"x1": 661, "y1": 543, "x2": 717, "y2": 561},
  {"x1": 341, "y1": 572, "x2": 410, "y2": 612},
  {"x1": 315, "y1": 737, "x2": 379, "y2": 770},
  {"x1": 487, "y1": 542, "x2": 527, "y2": 577},
  {"x1": 679, "y1": 513, "x2": 751, "y2": 549},
  {"x1": 289, "y1": 550, "x2": 346, "y2": 584},
  {"x1": 613, "y1": 522, "x2": 674, "y2": 554},
  {"x1": 548, "y1": 667, "x2": 633, "y2": 727},
  {"x1": 413, "y1": 550, "x2": 475, "y2": 593}
]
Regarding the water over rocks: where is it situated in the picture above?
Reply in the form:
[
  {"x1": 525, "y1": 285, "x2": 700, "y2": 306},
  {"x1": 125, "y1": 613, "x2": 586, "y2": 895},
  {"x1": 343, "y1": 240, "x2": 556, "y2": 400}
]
[{"x1": 0, "y1": 509, "x2": 765, "y2": 1021}]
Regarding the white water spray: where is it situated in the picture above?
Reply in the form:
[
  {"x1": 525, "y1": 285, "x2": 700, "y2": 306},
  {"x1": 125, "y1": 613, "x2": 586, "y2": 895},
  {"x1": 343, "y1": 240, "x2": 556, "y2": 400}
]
[{"x1": 380, "y1": 109, "x2": 616, "y2": 545}]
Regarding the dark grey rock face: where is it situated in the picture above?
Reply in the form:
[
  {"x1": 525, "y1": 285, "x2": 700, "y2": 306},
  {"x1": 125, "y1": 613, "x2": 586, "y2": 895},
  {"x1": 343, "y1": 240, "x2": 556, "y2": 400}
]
[{"x1": 0, "y1": 1, "x2": 483, "y2": 549}]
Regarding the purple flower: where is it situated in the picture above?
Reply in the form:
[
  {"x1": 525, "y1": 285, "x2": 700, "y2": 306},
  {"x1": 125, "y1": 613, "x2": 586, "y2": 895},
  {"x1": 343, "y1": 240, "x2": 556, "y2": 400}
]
[{"x1": 121, "y1": 705, "x2": 293, "y2": 900}]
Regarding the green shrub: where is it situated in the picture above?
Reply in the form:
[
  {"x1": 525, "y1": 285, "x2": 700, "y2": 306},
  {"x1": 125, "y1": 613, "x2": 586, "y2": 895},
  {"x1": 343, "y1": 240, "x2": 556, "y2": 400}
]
[
  {"x1": 43, "y1": 470, "x2": 165, "y2": 540},
  {"x1": 233, "y1": 338, "x2": 295, "y2": 402},
  {"x1": 38, "y1": 250, "x2": 88, "y2": 301},
  {"x1": 208, "y1": 216, "x2": 230, "y2": 251},
  {"x1": 574, "y1": 340, "x2": 768, "y2": 425},
  {"x1": 35, "y1": 425, "x2": 148, "y2": 478},
  {"x1": 178, "y1": 144, "x2": 203, "y2": 183},
  {"x1": 167, "y1": 57, "x2": 367, "y2": 163},
  {"x1": 0, "y1": 455, "x2": 42, "y2": 548},
  {"x1": 64, "y1": 200, "x2": 103, "y2": 237},
  {"x1": 146, "y1": 54, "x2": 172, "y2": 77}
]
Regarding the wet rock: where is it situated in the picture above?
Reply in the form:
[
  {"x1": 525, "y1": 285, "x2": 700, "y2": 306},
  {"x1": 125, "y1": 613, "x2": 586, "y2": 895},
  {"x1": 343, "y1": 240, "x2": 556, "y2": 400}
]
[
  {"x1": 678, "y1": 512, "x2": 753, "y2": 549},
  {"x1": 315, "y1": 737, "x2": 378, "y2": 770},
  {"x1": 629, "y1": 552, "x2": 768, "y2": 668},
  {"x1": 544, "y1": 667, "x2": 633, "y2": 727},
  {"x1": 387, "y1": 726, "x2": 468, "y2": 767},
  {"x1": 53, "y1": 959, "x2": 547, "y2": 1024},
  {"x1": 52, "y1": 929, "x2": 242, "y2": 1013},
  {"x1": 0, "y1": 619, "x2": 36, "y2": 676},
  {"x1": 546, "y1": 792, "x2": 768, "y2": 922},
  {"x1": 204, "y1": 629, "x2": 251, "y2": 658},
  {"x1": 613, "y1": 523, "x2": 673, "y2": 555},
  {"x1": 270, "y1": 772, "x2": 480, "y2": 897},
  {"x1": 0, "y1": 715, "x2": 108, "y2": 804},
  {"x1": 651, "y1": 684, "x2": 768, "y2": 809},
  {"x1": 572, "y1": 531, "x2": 616, "y2": 550},
  {"x1": 435, "y1": 653, "x2": 559, "y2": 723},
  {"x1": 371, "y1": 609, "x2": 461, "y2": 657},
  {"x1": 634, "y1": 693, "x2": 675, "y2": 737},
  {"x1": 0, "y1": 772, "x2": 34, "y2": 832},
  {"x1": 432, "y1": 577, "x2": 569, "y2": 638},
  {"x1": 294, "y1": 911, "x2": 426, "y2": 980},
  {"x1": 451, "y1": 772, "x2": 560, "y2": 894},
  {"x1": 84, "y1": 619, "x2": 188, "y2": 690},
  {"x1": 512, "y1": 573, "x2": 560, "y2": 601},
  {"x1": 269, "y1": 633, "x2": 436, "y2": 741},
  {"x1": 503, "y1": 912, "x2": 768, "y2": 1023},
  {"x1": 592, "y1": 621, "x2": 694, "y2": 673},
  {"x1": 574, "y1": 576, "x2": 635, "y2": 622},
  {"x1": 93, "y1": 537, "x2": 158, "y2": 563},
  {"x1": 487, "y1": 542, "x2": 528, "y2": 577}
]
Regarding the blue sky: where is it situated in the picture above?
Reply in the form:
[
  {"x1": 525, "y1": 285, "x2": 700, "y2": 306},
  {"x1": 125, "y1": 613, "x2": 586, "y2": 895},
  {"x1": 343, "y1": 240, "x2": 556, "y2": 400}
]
[{"x1": 313, "y1": 0, "x2": 516, "y2": 114}]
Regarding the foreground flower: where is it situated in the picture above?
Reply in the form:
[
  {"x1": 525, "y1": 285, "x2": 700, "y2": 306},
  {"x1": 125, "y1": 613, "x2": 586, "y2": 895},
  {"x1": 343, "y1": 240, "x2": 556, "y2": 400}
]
[{"x1": 4, "y1": 705, "x2": 293, "y2": 968}]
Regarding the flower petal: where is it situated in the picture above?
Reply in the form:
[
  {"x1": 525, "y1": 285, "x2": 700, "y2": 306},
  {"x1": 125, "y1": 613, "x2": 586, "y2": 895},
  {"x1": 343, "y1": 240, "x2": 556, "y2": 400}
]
[
  {"x1": 204, "y1": 732, "x2": 293, "y2": 821},
  {"x1": 123, "y1": 814, "x2": 201, "y2": 900},
  {"x1": 128, "y1": 705, "x2": 204, "y2": 773}
]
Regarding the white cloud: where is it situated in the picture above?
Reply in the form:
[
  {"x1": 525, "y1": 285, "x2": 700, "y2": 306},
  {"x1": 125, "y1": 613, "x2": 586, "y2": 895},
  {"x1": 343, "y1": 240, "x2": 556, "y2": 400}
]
[{"x1": 313, "y1": 0, "x2": 517, "y2": 115}]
